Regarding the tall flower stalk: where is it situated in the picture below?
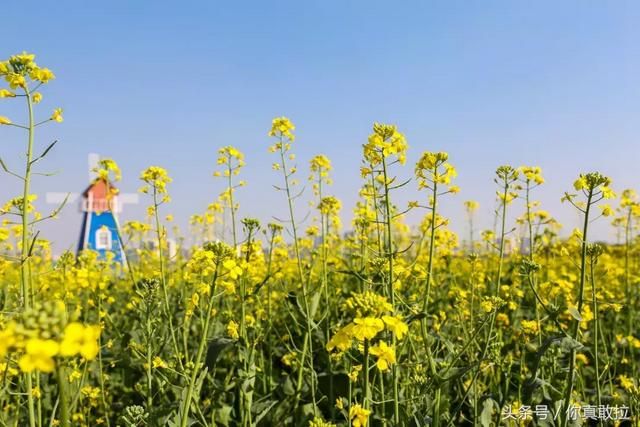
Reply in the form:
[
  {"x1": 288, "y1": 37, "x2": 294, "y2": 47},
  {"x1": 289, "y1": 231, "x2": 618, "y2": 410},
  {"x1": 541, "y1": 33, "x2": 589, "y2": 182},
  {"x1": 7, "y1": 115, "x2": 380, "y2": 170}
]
[
  {"x1": 132, "y1": 278, "x2": 161, "y2": 414},
  {"x1": 617, "y1": 190, "x2": 639, "y2": 336},
  {"x1": 214, "y1": 146, "x2": 245, "y2": 250},
  {"x1": 178, "y1": 242, "x2": 233, "y2": 426},
  {"x1": 458, "y1": 166, "x2": 518, "y2": 423},
  {"x1": 560, "y1": 172, "x2": 615, "y2": 427},
  {"x1": 263, "y1": 222, "x2": 281, "y2": 393},
  {"x1": 517, "y1": 166, "x2": 546, "y2": 348},
  {"x1": 268, "y1": 117, "x2": 318, "y2": 412},
  {"x1": 361, "y1": 123, "x2": 408, "y2": 424},
  {"x1": 587, "y1": 243, "x2": 604, "y2": 412},
  {"x1": 309, "y1": 155, "x2": 334, "y2": 341},
  {"x1": 464, "y1": 200, "x2": 479, "y2": 252},
  {"x1": 414, "y1": 151, "x2": 459, "y2": 425},
  {"x1": 0, "y1": 52, "x2": 61, "y2": 427},
  {"x1": 311, "y1": 153, "x2": 340, "y2": 414},
  {"x1": 139, "y1": 167, "x2": 183, "y2": 369}
]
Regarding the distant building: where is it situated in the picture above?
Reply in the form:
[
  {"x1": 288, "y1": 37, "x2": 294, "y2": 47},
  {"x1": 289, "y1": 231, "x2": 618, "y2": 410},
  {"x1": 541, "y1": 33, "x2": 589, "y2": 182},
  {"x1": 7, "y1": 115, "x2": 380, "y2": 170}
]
[
  {"x1": 47, "y1": 153, "x2": 139, "y2": 263},
  {"x1": 78, "y1": 178, "x2": 126, "y2": 262}
]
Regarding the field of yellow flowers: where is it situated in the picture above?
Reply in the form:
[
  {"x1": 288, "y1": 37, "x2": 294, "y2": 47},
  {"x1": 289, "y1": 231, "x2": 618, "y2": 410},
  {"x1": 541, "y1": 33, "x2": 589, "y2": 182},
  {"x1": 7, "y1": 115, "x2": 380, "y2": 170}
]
[{"x1": 1, "y1": 52, "x2": 639, "y2": 427}]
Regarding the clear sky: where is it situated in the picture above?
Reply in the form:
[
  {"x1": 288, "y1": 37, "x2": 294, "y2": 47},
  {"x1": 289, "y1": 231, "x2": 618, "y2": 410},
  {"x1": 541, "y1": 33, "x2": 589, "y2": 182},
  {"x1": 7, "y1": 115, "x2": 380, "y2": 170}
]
[{"x1": 2, "y1": 1, "x2": 639, "y2": 253}]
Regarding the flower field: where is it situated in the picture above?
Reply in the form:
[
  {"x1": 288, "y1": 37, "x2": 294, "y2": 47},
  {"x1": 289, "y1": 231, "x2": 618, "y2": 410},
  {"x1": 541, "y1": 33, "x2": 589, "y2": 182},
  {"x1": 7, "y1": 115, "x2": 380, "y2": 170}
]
[{"x1": 1, "y1": 52, "x2": 639, "y2": 427}]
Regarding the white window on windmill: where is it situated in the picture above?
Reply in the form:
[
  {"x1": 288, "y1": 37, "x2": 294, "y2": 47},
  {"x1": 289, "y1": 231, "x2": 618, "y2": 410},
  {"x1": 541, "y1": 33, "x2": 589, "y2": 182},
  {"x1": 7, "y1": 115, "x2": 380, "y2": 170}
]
[{"x1": 96, "y1": 226, "x2": 112, "y2": 250}]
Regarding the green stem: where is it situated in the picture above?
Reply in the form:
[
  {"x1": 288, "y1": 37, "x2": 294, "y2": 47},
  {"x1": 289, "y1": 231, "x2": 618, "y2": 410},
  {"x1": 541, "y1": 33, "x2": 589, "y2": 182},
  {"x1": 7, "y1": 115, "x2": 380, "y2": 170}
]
[
  {"x1": 624, "y1": 208, "x2": 632, "y2": 336},
  {"x1": 525, "y1": 184, "x2": 545, "y2": 373},
  {"x1": 179, "y1": 268, "x2": 218, "y2": 427},
  {"x1": 318, "y1": 176, "x2": 337, "y2": 418},
  {"x1": 363, "y1": 339, "x2": 370, "y2": 409},
  {"x1": 36, "y1": 374, "x2": 42, "y2": 427},
  {"x1": 278, "y1": 141, "x2": 317, "y2": 412},
  {"x1": 561, "y1": 190, "x2": 592, "y2": 427},
  {"x1": 96, "y1": 293, "x2": 111, "y2": 427},
  {"x1": 20, "y1": 87, "x2": 34, "y2": 309},
  {"x1": 19, "y1": 86, "x2": 37, "y2": 427},
  {"x1": 56, "y1": 366, "x2": 70, "y2": 427},
  {"x1": 418, "y1": 168, "x2": 440, "y2": 425},
  {"x1": 380, "y1": 157, "x2": 400, "y2": 424},
  {"x1": 153, "y1": 189, "x2": 183, "y2": 370},
  {"x1": 590, "y1": 256, "x2": 602, "y2": 421},
  {"x1": 145, "y1": 294, "x2": 154, "y2": 412},
  {"x1": 227, "y1": 161, "x2": 238, "y2": 250},
  {"x1": 455, "y1": 175, "x2": 509, "y2": 425},
  {"x1": 265, "y1": 231, "x2": 276, "y2": 392}
]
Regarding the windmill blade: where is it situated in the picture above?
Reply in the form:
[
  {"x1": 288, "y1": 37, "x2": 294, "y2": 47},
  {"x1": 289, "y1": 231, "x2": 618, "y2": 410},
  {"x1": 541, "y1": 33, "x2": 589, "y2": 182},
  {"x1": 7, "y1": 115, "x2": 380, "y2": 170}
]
[
  {"x1": 88, "y1": 153, "x2": 100, "y2": 180},
  {"x1": 118, "y1": 193, "x2": 140, "y2": 205},
  {"x1": 46, "y1": 192, "x2": 79, "y2": 204}
]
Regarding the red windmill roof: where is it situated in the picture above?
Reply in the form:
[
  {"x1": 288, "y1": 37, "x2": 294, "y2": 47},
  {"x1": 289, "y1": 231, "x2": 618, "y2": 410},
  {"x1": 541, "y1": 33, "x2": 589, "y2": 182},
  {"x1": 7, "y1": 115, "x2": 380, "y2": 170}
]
[
  {"x1": 82, "y1": 178, "x2": 119, "y2": 199},
  {"x1": 81, "y1": 178, "x2": 120, "y2": 212}
]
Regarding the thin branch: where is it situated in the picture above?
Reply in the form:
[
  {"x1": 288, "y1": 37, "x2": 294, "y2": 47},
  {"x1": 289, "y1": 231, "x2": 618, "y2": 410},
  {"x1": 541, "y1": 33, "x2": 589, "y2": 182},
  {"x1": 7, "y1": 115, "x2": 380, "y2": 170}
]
[
  {"x1": 0, "y1": 157, "x2": 25, "y2": 181},
  {"x1": 29, "y1": 140, "x2": 58, "y2": 166}
]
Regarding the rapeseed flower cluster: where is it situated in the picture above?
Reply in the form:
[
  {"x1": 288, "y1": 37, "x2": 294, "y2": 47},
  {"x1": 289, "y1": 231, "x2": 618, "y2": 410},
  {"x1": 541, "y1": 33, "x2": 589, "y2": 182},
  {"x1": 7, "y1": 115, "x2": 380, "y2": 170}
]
[
  {"x1": 1, "y1": 55, "x2": 639, "y2": 425},
  {"x1": 0, "y1": 302, "x2": 100, "y2": 374}
]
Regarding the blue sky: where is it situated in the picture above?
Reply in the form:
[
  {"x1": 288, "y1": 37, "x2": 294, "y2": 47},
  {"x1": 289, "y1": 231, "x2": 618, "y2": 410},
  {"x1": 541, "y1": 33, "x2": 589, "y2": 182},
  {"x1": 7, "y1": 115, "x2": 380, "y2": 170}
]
[{"x1": 2, "y1": 1, "x2": 639, "y2": 252}]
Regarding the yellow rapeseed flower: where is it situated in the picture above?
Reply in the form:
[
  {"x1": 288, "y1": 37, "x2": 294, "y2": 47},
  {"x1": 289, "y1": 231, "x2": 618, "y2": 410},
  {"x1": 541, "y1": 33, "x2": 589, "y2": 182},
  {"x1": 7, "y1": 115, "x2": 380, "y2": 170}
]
[
  {"x1": 308, "y1": 416, "x2": 336, "y2": 427},
  {"x1": 351, "y1": 317, "x2": 384, "y2": 341},
  {"x1": 369, "y1": 341, "x2": 396, "y2": 371},
  {"x1": 326, "y1": 323, "x2": 355, "y2": 352},
  {"x1": 349, "y1": 404, "x2": 371, "y2": 427},
  {"x1": 140, "y1": 166, "x2": 172, "y2": 194},
  {"x1": 600, "y1": 204, "x2": 614, "y2": 217},
  {"x1": 59, "y1": 322, "x2": 101, "y2": 360},
  {"x1": 0, "y1": 324, "x2": 17, "y2": 357},
  {"x1": 222, "y1": 259, "x2": 243, "y2": 279},
  {"x1": 268, "y1": 116, "x2": 295, "y2": 141},
  {"x1": 226, "y1": 320, "x2": 239, "y2": 340},
  {"x1": 381, "y1": 315, "x2": 409, "y2": 340},
  {"x1": 152, "y1": 356, "x2": 168, "y2": 369},
  {"x1": 520, "y1": 320, "x2": 539, "y2": 336},
  {"x1": 363, "y1": 122, "x2": 407, "y2": 166},
  {"x1": 464, "y1": 200, "x2": 479, "y2": 212},
  {"x1": 18, "y1": 339, "x2": 59, "y2": 373},
  {"x1": 50, "y1": 108, "x2": 63, "y2": 123}
]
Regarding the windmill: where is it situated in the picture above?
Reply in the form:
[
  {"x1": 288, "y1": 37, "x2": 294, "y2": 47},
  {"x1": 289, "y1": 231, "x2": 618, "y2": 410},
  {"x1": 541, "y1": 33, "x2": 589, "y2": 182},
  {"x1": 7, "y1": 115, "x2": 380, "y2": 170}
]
[{"x1": 46, "y1": 153, "x2": 139, "y2": 262}]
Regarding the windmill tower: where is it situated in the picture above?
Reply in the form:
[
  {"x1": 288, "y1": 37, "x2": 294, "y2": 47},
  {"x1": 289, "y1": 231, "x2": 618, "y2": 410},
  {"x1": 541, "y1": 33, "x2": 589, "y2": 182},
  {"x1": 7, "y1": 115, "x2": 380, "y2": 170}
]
[{"x1": 46, "y1": 153, "x2": 139, "y2": 262}]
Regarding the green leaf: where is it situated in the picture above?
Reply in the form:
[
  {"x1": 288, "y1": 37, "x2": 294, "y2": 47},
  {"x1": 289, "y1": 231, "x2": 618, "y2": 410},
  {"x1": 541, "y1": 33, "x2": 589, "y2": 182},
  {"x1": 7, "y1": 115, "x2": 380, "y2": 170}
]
[
  {"x1": 205, "y1": 338, "x2": 235, "y2": 369},
  {"x1": 300, "y1": 403, "x2": 317, "y2": 418},
  {"x1": 567, "y1": 306, "x2": 582, "y2": 321},
  {"x1": 560, "y1": 337, "x2": 583, "y2": 353},
  {"x1": 253, "y1": 400, "x2": 277, "y2": 425},
  {"x1": 405, "y1": 311, "x2": 427, "y2": 324},
  {"x1": 191, "y1": 368, "x2": 208, "y2": 406},
  {"x1": 282, "y1": 375, "x2": 296, "y2": 396},
  {"x1": 309, "y1": 291, "x2": 321, "y2": 318},
  {"x1": 212, "y1": 405, "x2": 233, "y2": 426},
  {"x1": 479, "y1": 397, "x2": 496, "y2": 427}
]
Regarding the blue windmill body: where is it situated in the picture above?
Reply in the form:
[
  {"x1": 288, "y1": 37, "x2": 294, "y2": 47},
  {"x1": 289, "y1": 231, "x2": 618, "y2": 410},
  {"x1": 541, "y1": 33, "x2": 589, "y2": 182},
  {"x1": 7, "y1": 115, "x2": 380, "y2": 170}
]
[
  {"x1": 77, "y1": 179, "x2": 125, "y2": 262},
  {"x1": 46, "y1": 153, "x2": 139, "y2": 264}
]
